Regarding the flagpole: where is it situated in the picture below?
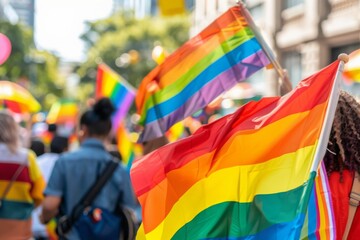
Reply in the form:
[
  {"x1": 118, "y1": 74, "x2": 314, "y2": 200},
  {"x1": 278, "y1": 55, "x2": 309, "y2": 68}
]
[
  {"x1": 310, "y1": 53, "x2": 349, "y2": 172},
  {"x1": 237, "y1": 1, "x2": 292, "y2": 90}
]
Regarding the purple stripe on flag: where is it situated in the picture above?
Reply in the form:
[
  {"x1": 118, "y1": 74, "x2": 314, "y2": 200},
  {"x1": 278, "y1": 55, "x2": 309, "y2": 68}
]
[
  {"x1": 112, "y1": 91, "x2": 135, "y2": 130},
  {"x1": 139, "y1": 50, "x2": 269, "y2": 142},
  {"x1": 319, "y1": 162, "x2": 336, "y2": 239}
]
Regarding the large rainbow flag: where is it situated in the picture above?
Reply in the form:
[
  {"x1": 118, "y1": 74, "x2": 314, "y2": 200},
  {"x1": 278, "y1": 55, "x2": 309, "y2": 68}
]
[
  {"x1": 131, "y1": 60, "x2": 342, "y2": 239},
  {"x1": 136, "y1": 6, "x2": 270, "y2": 142},
  {"x1": 96, "y1": 64, "x2": 136, "y2": 130}
]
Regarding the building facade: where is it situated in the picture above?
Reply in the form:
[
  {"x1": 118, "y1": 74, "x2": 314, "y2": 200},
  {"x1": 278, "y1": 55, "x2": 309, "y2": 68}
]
[
  {"x1": 8, "y1": 0, "x2": 35, "y2": 29},
  {"x1": 191, "y1": 0, "x2": 360, "y2": 96}
]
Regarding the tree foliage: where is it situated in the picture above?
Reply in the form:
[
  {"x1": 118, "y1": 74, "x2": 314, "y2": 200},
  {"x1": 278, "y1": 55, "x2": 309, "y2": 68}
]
[
  {"x1": 0, "y1": 21, "x2": 64, "y2": 110},
  {"x1": 78, "y1": 11, "x2": 191, "y2": 91}
]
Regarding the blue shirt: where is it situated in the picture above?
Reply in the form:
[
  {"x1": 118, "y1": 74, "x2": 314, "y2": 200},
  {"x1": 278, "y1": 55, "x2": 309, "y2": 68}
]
[{"x1": 45, "y1": 138, "x2": 138, "y2": 239}]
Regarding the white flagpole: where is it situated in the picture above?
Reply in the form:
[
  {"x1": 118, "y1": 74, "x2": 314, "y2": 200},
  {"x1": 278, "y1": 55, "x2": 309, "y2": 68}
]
[
  {"x1": 310, "y1": 53, "x2": 349, "y2": 172},
  {"x1": 237, "y1": 1, "x2": 292, "y2": 91}
]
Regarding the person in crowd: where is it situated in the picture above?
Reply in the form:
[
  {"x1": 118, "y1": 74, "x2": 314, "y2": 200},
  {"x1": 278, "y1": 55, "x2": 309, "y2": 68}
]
[
  {"x1": 31, "y1": 138, "x2": 46, "y2": 157},
  {"x1": 323, "y1": 90, "x2": 360, "y2": 239},
  {"x1": 40, "y1": 98, "x2": 138, "y2": 239},
  {"x1": 0, "y1": 110, "x2": 45, "y2": 239},
  {"x1": 32, "y1": 136, "x2": 69, "y2": 239},
  {"x1": 142, "y1": 135, "x2": 169, "y2": 155}
]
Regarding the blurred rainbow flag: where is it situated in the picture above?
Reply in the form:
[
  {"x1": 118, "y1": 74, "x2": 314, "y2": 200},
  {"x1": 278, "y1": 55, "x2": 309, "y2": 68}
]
[
  {"x1": 343, "y1": 49, "x2": 360, "y2": 83},
  {"x1": 46, "y1": 218, "x2": 58, "y2": 240},
  {"x1": 136, "y1": 6, "x2": 270, "y2": 142},
  {"x1": 166, "y1": 121, "x2": 185, "y2": 142},
  {"x1": 117, "y1": 124, "x2": 136, "y2": 170},
  {"x1": 96, "y1": 64, "x2": 136, "y2": 130},
  {"x1": 0, "y1": 80, "x2": 41, "y2": 114},
  {"x1": 46, "y1": 99, "x2": 78, "y2": 125}
]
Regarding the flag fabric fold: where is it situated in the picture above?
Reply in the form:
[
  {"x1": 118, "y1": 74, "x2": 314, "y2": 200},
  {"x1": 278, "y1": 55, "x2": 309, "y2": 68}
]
[
  {"x1": 135, "y1": 6, "x2": 270, "y2": 142},
  {"x1": 96, "y1": 64, "x2": 136, "y2": 130},
  {"x1": 131, "y1": 60, "x2": 341, "y2": 239}
]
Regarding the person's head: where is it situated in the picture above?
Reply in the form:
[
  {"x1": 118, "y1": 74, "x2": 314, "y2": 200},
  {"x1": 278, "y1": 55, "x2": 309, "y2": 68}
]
[
  {"x1": 50, "y1": 136, "x2": 69, "y2": 154},
  {"x1": 78, "y1": 98, "x2": 115, "y2": 142},
  {"x1": 0, "y1": 110, "x2": 20, "y2": 153},
  {"x1": 48, "y1": 123, "x2": 57, "y2": 134},
  {"x1": 324, "y1": 90, "x2": 360, "y2": 176},
  {"x1": 30, "y1": 139, "x2": 45, "y2": 156}
]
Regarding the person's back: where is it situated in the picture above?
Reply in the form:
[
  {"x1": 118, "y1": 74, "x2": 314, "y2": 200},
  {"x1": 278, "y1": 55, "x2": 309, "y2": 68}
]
[
  {"x1": 41, "y1": 98, "x2": 138, "y2": 240},
  {"x1": 324, "y1": 91, "x2": 360, "y2": 239},
  {"x1": 48, "y1": 139, "x2": 134, "y2": 216},
  {"x1": 0, "y1": 111, "x2": 45, "y2": 239}
]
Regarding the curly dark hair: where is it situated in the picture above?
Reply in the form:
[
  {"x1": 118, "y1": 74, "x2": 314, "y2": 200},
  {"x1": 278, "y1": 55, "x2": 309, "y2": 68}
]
[{"x1": 324, "y1": 90, "x2": 360, "y2": 177}]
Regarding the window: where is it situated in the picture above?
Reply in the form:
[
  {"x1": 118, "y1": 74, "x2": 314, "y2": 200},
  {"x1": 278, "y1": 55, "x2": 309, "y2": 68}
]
[
  {"x1": 284, "y1": 0, "x2": 304, "y2": 9},
  {"x1": 283, "y1": 51, "x2": 302, "y2": 86},
  {"x1": 330, "y1": 43, "x2": 360, "y2": 63}
]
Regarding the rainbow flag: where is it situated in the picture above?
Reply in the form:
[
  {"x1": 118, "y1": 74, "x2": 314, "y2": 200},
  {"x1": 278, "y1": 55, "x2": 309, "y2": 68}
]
[
  {"x1": 136, "y1": 6, "x2": 270, "y2": 142},
  {"x1": 166, "y1": 121, "x2": 185, "y2": 142},
  {"x1": 46, "y1": 218, "x2": 58, "y2": 240},
  {"x1": 301, "y1": 162, "x2": 336, "y2": 239},
  {"x1": 131, "y1": 60, "x2": 341, "y2": 239},
  {"x1": 117, "y1": 124, "x2": 136, "y2": 171},
  {"x1": 0, "y1": 80, "x2": 41, "y2": 114},
  {"x1": 46, "y1": 99, "x2": 78, "y2": 125},
  {"x1": 343, "y1": 49, "x2": 360, "y2": 83},
  {"x1": 96, "y1": 64, "x2": 136, "y2": 130}
]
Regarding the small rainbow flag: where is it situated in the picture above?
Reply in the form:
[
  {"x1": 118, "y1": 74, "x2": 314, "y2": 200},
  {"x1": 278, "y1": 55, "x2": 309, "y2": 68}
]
[
  {"x1": 117, "y1": 124, "x2": 136, "y2": 171},
  {"x1": 166, "y1": 121, "x2": 185, "y2": 142},
  {"x1": 96, "y1": 64, "x2": 136, "y2": 130},
  {"x1": 131, "y1": 60, "x2": 341, "y2": 239},
  {"x1": 0, "y1": 80, "x2": 41, "y2": 113},
  {"x1": 136, "y1": 6, "x2": 270, "y2": 142},
  {"x1": 343, "y1": 49, "x2": 360, "y2": 83},
  {"x1": 46, "y1": 218, "x2": 58, "y2": 240},
  {"x1": 46, "y1": 99, "x2": 78, "y2": 125}
]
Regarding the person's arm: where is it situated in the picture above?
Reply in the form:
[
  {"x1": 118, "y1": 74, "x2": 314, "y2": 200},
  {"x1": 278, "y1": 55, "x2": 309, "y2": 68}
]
[
  {"x1": 40, "y1": 195, "x2": 61, "y2": 224},
  {"x1": 40, "y1": 158, "x2": 65, "y2": 224},
  {"x1": 119, "y1": 167, "x2": 142, "y2": 222},
  {"x1": 28, "y1": 151, "x2": 46, "y2": 207},
  {"x1": 120, "y1": 168, "x2": 138, "y2": 209}
]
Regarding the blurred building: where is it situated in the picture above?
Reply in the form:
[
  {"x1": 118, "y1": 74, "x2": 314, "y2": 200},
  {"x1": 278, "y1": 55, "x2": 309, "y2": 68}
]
[
  {"x1": 113, "y1": 0, "x2": 157, "y2": 17},
  {"x1": 191, "y1": 0, "x2": 360, "y2": 97},
  {"x1": 0, "y1": 0, "x2": 19, "y2": 23},
  {"x1": 8, "y1": 0, "x2": 35, "y2": 29}
]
